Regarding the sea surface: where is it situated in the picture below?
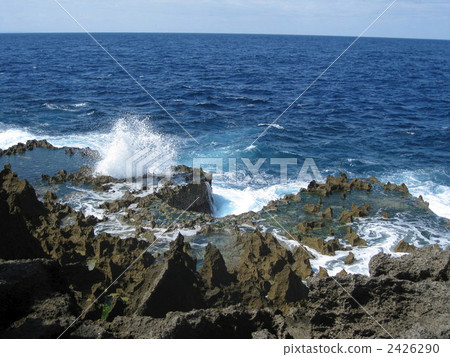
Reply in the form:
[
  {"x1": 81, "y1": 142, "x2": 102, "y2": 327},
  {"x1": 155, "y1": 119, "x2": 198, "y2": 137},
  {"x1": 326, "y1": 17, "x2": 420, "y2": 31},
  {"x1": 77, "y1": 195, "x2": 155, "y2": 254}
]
[{"x1": 0, "y1": 33, "x2": 449, "y2": 274}]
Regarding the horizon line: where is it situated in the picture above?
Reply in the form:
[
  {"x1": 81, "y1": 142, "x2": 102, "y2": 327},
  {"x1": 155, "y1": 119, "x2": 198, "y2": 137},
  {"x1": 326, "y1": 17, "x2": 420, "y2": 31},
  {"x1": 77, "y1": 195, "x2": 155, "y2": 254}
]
[{"x1": 0, "y1": 31, "x2": 448, "y2": 42}]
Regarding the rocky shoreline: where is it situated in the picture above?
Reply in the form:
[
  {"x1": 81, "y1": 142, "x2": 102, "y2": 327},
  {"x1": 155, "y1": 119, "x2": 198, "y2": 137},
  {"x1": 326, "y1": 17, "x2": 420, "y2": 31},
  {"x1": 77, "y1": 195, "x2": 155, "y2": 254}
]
[{"x1": 0, "y1": 144, "x2": 449, "y2": 339}]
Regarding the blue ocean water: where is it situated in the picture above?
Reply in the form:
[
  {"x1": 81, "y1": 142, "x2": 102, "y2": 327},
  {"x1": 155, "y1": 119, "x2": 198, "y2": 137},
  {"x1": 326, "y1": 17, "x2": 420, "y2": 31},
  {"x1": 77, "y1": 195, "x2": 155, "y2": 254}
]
[{"x1": 0, "y1": 33, "x2": 449, "y2": 218}]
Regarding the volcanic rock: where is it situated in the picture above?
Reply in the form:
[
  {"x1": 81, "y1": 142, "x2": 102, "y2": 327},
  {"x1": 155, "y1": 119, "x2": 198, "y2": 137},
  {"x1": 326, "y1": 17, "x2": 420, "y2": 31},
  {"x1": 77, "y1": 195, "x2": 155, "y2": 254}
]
[
  {"x1": 0, "y1": 165, "x2": 47, "y2": 260},
  {"x1": 292, "y1": 246, "x2": 314, "y2": 279},
  {"x1": 300, "y1": 237, "x2": 344, "y2": 256},
  {"x1": 344, "y1": 252, "x2": 355, "y2": 265},
  {"x1": 200, "y1": 243, "x2": 233, "y2": 288},
  {"x1": 394, "y1": 240, "x2": 416, "y2": 253},
  {"x1": 296, "y1": 221, "x2": 324, "y2": 234},
  {"x1": 132, "y1": 234, "x2": 203, "y2": 317}
]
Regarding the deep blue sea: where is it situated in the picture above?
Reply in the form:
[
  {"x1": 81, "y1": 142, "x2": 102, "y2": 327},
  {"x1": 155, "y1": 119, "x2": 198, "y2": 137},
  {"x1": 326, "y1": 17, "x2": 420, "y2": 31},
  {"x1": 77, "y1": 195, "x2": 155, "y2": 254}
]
[{"x1": 0, "y1": 33, "x2": 449, "y2": 219}]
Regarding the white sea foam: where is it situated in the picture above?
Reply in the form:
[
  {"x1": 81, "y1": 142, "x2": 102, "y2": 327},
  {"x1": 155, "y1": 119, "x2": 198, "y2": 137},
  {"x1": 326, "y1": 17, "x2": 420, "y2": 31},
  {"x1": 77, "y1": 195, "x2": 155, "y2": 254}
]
[
  {"x1": 266, "y1": 211, "x2": 448, "y2": 277},
  {"x1": 381, "y1": 171, "x2": 450, "y2": 219},
  {"x1": 94, "y1": 117, "x2": 177, "y2": 178},
  {"x1": 257, "y1": 123, "x2": 284, "y2": 130},
  {"x1": 43, "y1": 102, "x2": 88, "y2": 111},
  {"x1": 0, "y1": 117, "x2": 178, "y2": 180},
  {"x1": 0, "y1": 127, "x2": 38, "y2": 148},
  {"x1": 212, "y1": 181, "x2": 307, "y2": 217}
]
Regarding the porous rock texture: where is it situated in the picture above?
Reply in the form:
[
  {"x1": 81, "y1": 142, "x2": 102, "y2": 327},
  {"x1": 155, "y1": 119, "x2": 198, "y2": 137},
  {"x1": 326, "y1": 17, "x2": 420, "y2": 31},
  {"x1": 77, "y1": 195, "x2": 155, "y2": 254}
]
[{"x1": 0, "y1": 165, "x2": 448, "y2": 339}]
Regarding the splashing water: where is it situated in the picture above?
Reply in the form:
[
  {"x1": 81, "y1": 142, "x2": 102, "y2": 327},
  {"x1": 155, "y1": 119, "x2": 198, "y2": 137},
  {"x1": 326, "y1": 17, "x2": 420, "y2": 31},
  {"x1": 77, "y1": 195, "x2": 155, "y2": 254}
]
[{"x1": 95, "y1": 117, "x2": 177, "y2": 178}]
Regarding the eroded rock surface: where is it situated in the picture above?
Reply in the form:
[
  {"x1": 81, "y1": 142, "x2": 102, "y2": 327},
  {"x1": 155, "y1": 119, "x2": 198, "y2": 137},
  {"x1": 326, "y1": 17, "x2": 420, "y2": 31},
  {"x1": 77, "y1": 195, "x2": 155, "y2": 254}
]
[{"x1": 0, "y1": 165, "x2": 448, "y2": 339}]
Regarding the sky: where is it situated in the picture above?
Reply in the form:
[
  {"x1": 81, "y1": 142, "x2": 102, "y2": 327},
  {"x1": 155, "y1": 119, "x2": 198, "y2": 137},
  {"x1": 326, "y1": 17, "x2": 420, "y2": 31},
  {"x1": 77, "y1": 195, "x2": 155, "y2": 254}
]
[{"x1": 0, "y1": 0, "x2": 449, "y2": 40}]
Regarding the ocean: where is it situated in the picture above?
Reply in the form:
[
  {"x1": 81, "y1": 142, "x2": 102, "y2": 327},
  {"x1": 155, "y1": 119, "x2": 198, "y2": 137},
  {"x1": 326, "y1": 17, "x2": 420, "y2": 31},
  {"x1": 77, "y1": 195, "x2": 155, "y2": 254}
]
[{"x1": 0, "y1": 33, "x2": 448, "y2": 274}]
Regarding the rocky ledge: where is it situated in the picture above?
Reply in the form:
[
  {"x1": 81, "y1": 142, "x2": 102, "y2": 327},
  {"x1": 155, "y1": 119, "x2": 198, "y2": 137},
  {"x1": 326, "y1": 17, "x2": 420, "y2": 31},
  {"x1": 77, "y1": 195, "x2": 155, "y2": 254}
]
[{"x1": 0, "y1": 164, "x2": 448, "y2": 338}]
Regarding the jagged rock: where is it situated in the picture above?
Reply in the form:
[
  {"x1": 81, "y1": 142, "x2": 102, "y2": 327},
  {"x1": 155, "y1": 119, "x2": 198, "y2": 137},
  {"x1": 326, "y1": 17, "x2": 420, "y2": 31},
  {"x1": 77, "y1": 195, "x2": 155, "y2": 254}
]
[
  {"x1": 283, "y1": 193, "x2": 301, "y2": 202},
  {"x1": 0, "y1": 165, "x2": 47, "y2": 260},
  {"x1": 152, "y1": 166, "x2": 213, "y2": 214},
  {"x1": 0, "y1": 259, "x2": 69, "y2": 331},
  {"x1": 346, "y1": 232, "x2": 367, "y2": 247},
  {"x1": 344, "y1": 252, "x2": 355, "y2": 265},
  {"x1": 0, "y1": 139, "x2": 56, "y2": 157},
  {"x1": 132, "y1": 234, "x2": 203, "y2": 317},
  {"x1": 384, "y1": 182, "x2": 409, "y2": 194},
  {"x1": 307, "y1": 248, "x2": 450, "y2": 338},
  {"x1": 350, "y1": 178, "x2": 372, "y2": 191},
  {"x1": 351, "y1": 203, "x2": 370, "y2": 217},
  {"x1": 300, "y1": 237, "x2": 344, "y2": 256},
  {"x1": 369, "y1": 246, "x2": 449, "y2": 282},
  {"x1": 339, "y1": 204, "x2": 370, "y2": 224},
  {"x1": 304, "y1": 203, "x2": 320, "y2": 213},
  {"x1": 135, "y1": 227, "x2": 155, "y2": 243},
  {"x1": 99, "y1": 192, "x2": 137, "y2": 213},
  {"x1": 262, "y1": 199, "x2": 279, "y2": 212},
  {"x1": 418, "y1": 195, "x2": 430, "y2": 208},
  {"x1": 326, "y1": 173, "x2": 351, "y2": 191},
  {"x1": 200, "y1": 243, "x2": 233, "y2": 288},
  {"x1": 321, "y1": 207, "x2": 333, "y2": 219},
  {"x1": 234, "y1": 230, "x2": 293, "y2": 308},
  {"x1": 292, "y1": 246, "x2": 314, "y2": 279},
  {"x1": 339, "y1": 210, "x2": 353, "y2": 223},
  {"x1": 76, "y1": 306, "x2": 287, "y2": 338},
  {"x1": 336, "y1": 269, "x2": 348, "y2": 278},
  {"x1": 317, "y1": 267, "x2": 329, "y2": 278},
  {"x1": 267, "y1": 265, "x2": 308, "y2": 305},
  {"x1": 394, "y1": 240, "x2": 416, "y2": 253},
  {"x1": 1, "y1": 165, "x2": 448, "y2": 339},
  {"x1": 381, "y1": 210, "x2": 389, "y2": 219},
  {"x1": 296, "y1": 220, "x2": 324, "y2": 234},
  {"x1": 300, "y1": 173, "x2": 373, "y2": 197}
]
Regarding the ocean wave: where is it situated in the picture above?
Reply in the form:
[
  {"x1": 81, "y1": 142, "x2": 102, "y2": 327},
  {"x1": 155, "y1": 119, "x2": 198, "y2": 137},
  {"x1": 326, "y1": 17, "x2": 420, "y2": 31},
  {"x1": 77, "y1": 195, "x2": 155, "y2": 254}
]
[
  {"x1": 43, "y1": 102, "x2": 89, "y2": 112},
  {"x1": 211, "y1": 180, "x2": 306, "y2": 217},
  {"x1": 94, "y1": 116, "x2": 177, "y2": 178},
  {"x1": 0, "y1": 116, "x2": 178, "y2": 180},
  {"x1": 257, "y1": 123, "x2": 284, "y2": 130},
  {"x1": 0, "y1": 127, "x2": 39, "y2": 149},
  {"x1": 381, "y1": 170, "x2": 450, "y2": 220}
]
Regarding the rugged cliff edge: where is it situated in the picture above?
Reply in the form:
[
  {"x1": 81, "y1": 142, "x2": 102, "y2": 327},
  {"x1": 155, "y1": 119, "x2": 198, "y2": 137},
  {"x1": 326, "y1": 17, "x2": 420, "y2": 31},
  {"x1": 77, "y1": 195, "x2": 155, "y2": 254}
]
[{"x1": 0, "y1": 164, "x2": 448, "y2": 338}]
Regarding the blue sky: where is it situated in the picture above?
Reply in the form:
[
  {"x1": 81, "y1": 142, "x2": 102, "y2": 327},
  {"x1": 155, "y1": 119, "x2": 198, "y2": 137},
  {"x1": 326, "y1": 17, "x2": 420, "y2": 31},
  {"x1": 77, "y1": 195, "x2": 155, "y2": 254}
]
[{"x1": 1, "y1": 0, "x2": 449, "y2": 40}]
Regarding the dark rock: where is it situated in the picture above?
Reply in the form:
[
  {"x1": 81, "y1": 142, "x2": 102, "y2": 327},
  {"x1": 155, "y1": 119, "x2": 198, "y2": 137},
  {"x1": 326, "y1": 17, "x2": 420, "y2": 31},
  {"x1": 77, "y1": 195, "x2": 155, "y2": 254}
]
[
  {"x1": 336, "y1": 269, "x2": 348, "y2": 278},
  {"x1": 394, "y1": 240, "x2": 416, "y2": 253},
  {"x1": 234, "y1": 230, "x2": 293, "y2": 309},
  {"x1": 369, "y1": 246, "x2": 449, "y2": 282},
  {"x1": 292, "y1": 246, "x2": 314, "y2": 279},
  {"x1": 88, "y1": 306, "x2": 286, "y2": 338},
  {"x1": 132, "y1": 234, "x2": 203, "y2": 317},
  {"x1": 0, "y1": 140, "x2": 56, "y2": 157},
  {"x1": 306, "y1": 257, "x2": 450, "y2": 338},
  {"x1": 0, "y1": 259, "x2": 70, "y2": 331},
  {"x1": 317, "y1": 267, "x2": 329, "y2": 278},
  {"x1": 346, "y1": 232, "x2": 367, "y2": 247},
  {"x1": 300, "y1": 237, "x2": 344, "y2": 256},
  {"x1": 267, "y1": 265, "x2": 308, "y2": 304},
  {"x1": 384, "y1": 182, "x2": 409, "y2": 194},
  {"x1": 0, "y1": 165, "x2": 47, "y2": 260},
  {"x1": 304, "y1": 203, "x2": 320, "y2": 214},
  {"x1": 339, "y1": 210, "x2": 353, "y2": 223},
  {"x1": 296, "y1": 220, "x2": 324, "y2": 234},
  {"x1": 321, "y1": 207, "x2": 333, "y2": 219},
  {"x1": 344, "y1": 252, "x2": 355, "y2": 265},
  {"x1": 200, "y1": 243, "x2": 233, "y2": 288}
]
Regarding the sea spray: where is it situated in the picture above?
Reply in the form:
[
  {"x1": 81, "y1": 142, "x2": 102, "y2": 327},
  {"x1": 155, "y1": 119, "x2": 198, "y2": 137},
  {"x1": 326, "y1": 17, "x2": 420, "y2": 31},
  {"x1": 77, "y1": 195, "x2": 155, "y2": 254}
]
[{"x1": 95, "y1": 116, "x2": 177, "y2": 178}]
